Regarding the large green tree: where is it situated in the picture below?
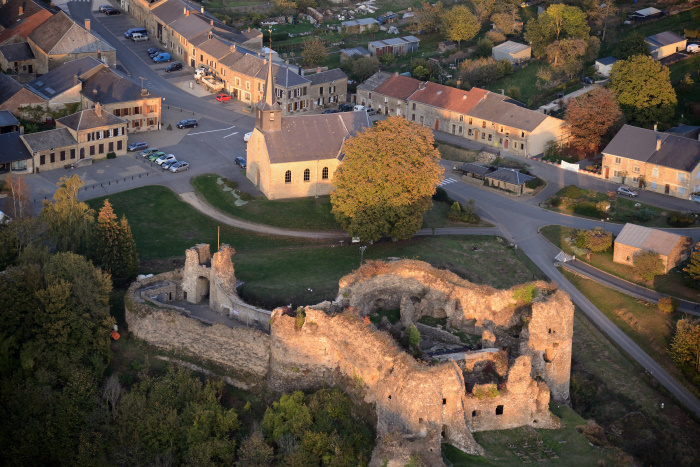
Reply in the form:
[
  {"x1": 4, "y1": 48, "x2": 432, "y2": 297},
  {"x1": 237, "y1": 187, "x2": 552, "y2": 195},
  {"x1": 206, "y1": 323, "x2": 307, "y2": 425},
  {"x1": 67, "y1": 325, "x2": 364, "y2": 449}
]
[
  {"x1": 301, "y1": 37, "x2": 328, "y2": 67},
  {"x1": 89, "y1": 199, "x2": 139, "y2": 286},
  {"x1": 331, "y1": 117, "x2": 444, "y2": 241},
  {"x1": 670, "y1": 319, "x2": 700, "y2": 372},
  {"x1": 615, "y1": 32, "x2": 651, "y2": 60},
  {"x1": 610, "y1": 55, "x2": 677, "y2": 126},
  {"x1": 684, "y1": 242, "x2": 700, "y2": 289},
  {"x1": 441, "y1": 5, "x2": 480, "y2": 48},
  {"x1": 525, "y1": 4, "x2": 590, "y2": 57},
  {"x1": 41, "y1": 174, "x2": 95, "y2": 254},
  {"x1": 565, "y1": 87, "x2": 623, "y2": 156},
  {"x1": 415, "y1": 0, "x2": 444, "y2": 33}
]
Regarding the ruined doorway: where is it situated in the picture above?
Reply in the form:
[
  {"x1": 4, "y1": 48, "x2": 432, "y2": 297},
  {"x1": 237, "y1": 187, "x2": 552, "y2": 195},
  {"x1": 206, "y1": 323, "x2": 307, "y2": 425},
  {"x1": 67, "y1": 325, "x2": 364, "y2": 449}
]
[{"x1": 195, "y1": 276, "x2": 210, "y2": 303}]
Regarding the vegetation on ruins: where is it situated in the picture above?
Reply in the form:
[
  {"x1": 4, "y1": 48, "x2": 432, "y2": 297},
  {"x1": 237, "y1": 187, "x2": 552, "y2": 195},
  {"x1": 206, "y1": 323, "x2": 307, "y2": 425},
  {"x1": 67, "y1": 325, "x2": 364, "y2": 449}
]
[{"x1": 331, "y1": 117, "x2": 443, "y2": 242}]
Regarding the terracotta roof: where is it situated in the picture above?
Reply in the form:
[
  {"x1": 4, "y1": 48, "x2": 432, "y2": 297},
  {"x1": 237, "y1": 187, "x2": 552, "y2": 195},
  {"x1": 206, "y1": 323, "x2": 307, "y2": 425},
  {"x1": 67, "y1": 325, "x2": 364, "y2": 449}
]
[
  {"x1": 0, "y1": 131, "x2": 32, "y2": 164},
  {"x1": 615, "y1": 223, "x2": 689, "y2": 257},
  {"x1": 263, "y1": 112, "x2": 370, "y2": 164},
  {"x1": 373, "y1": 74, "x2": 421, "y2": 100},
  {"x1": 0, "y1": 5, "x2": 52, "y2": 44},
  {"x1": 20, "y1": 127, "x2": 75, "y2": 152},
  {"x1": 409, "y1": 82, "x2": 488, "y2": 115},
  {"x1": 57, "y1": 107, "x2": 126, "y2": 131}
]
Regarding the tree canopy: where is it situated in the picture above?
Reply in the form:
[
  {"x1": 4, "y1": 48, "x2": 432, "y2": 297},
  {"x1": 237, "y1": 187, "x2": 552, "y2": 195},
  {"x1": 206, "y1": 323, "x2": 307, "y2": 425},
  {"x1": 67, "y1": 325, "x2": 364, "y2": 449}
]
[
  {"x1": 610, "y1": 55, "x2": 677, "y2": 126},
  {"x1": 525, "y1": 4, "x2": 590, "y2": 57},
  {"x1": 89, "y1": 199, "x2": 140, "y2": 286},
  {"x1": 415, "y1": 0, "x2": 444, "y2": 33},
  {"x1": 301, "y1": 37, "x2": 328, "y2": 67},
  {"x1": 565, "y1": 87, "x2": 622, "y2": 156},
  {"x1": 41, "y1": 174, "x2": 94, "y2": 254},
  {"x1": 684, "y1": 242, "x2": 700, "y2": 289},
  {"x1": 331, "y1": 117, "x2": 444, "y2": 241},
  {"x1": 441, "y1": 5, "x2": 480, "y2": 48}
]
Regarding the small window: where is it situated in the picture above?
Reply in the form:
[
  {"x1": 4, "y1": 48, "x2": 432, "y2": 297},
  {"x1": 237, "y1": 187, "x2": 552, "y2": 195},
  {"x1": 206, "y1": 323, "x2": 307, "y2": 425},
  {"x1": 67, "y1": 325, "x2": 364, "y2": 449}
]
[
  {"x1": 633, "y1": 166, "x2": 640, "y2": 173},
  {"x1": 468, "y1": 118, "x2": 472, "y2": 125},
  {"x1": 496, "y1": 405, "x2": 504, "y2": 415},
  {"x1": 303, "y1": 168, "x2": 310, "y2": 182},
  {"x1": 472, "y1": 410, "x2": 478, "y2": 417},
  {"x1": 117, "y1": 140, "x2": 122, "y2": 151},
  {"x1": 482, "y1": 121, "x2": 486, "y2": 128},
  {"x1": 652, "y1": 167, "x2": 659, "y2": 178},
  {"x1": 60, "y1": 150, "x2": 65, "y2": 161},
  {"x1": 677, "y1": 172, "x2": 686, "y2": 182},
  {"x1": 322, "y1": 167, "x2": 328, "y2": 180},
  {"x1": 99, "y1": 143, "x2": 104, "y2": 154},
  {"x1": 412, "y1": 103, "x2": 416, "y2": 110},
  {"x1": 50, "y1": 152, "x2": 55, "y2": 163},
  {"x1": 285, "y1": 170, "x2": 291, "y2": 183},
  {"x1": 614, "y1": 157, "x2": 621, "y2": 164},
  {"x1": 521, "y1": 131, "x2": 525, "y2": 138},
  {"x1": 70, "y1": 149, "x2": 75, "y2": 159},
  {"x1": 442, "y1": 398, "x2": 446, "y2": 405},
  {"x1": 679, "y1": 187, "x2": 687, "y2": 195},
  {"x1": 90, "y1": 145, "x2": 95, "y2": 156},
  {"x1": 40, "y1": 154, "x2": 45, "y2": 165}
]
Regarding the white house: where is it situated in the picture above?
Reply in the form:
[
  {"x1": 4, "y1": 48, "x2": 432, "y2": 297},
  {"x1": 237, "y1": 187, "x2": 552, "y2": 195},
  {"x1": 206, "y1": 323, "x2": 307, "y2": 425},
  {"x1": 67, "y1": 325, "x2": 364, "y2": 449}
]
[{"x1": 595, "y1": 56, "x2": 617, "y2": 77}]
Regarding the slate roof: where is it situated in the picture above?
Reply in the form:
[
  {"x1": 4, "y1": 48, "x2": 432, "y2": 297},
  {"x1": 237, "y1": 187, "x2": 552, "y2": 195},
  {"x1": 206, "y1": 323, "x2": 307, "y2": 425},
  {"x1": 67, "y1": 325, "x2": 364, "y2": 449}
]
[
  {"x1": 26, "y1": 56, "x2": 104, "y2": 99},
  {"x1": 0, "y1": 131, "x2": 32, "y2": 164},
  {"x1": 615, "y1": 223, "x2": 688, "y2": 256},
  {"x1": 646, "y1": 31, "x2": 686, "y2": 48},
  {"x1": 264, "y1": 111, "x2": 370, "y2": 164},
  {"x1": 29, "y1": 11, "x2": 114, "y2": 55},
  {"x1": 152, "y1": 0, "x2": 189, "y2": 25},
  {"x1": 0, "y1": 110, "x2": 20, "y2": 128},
  {"x1": 341, "y1": 18, "x2": 379, "y2": 27},
  {"x1": 468, "y1": 93, "x2": 548, "y2": 132},
  {"x1": 306, "y1": 68, "x2": 347, "y2": 86},
  {"x1": 409, "y1": 82, "x2": 488, "y2": 115},
  {"x1": 373, "y1": 74, "x2": 422, "y2": 100},
  {"x1": 596, "y1": 56, "x2": 618, "y2": 65},
  {"x1": 57, "y1": 107, "x2": 126, "y2": 131},
  {"x1": 81, "y1": 68, "x2": 156, "y2": 105},
  {"x1": 255, "y1": 62, "x2": 309, "y2": 87},
  {"x1": 0, "y1": 42, "x2": 34, "y2": 61},
  {"x1": 492, "y1": 41, "x2": 530, "y2": 55},
  {"x1": 169, "y1": 13, "x2": 211, "y2": 40},
  {"x1": 485, "y1": 168, "x2": 535, "y2": 185},
  {"x1": 0, "y1": 73, "x2": 25, "y2": 103},
  {"x1": 356, "y1": 71, "x2": 392, "y2": 91},
  {"x1": 198, "y1": 36, "x2": 234, "y2": 59},
  {"x1": 340, "y1": 47, "x2": 370, "y2": 57},
  {"x1": 20, "y1": 127, "x2": 75, "y2": 152},
  {"x1": 602, "y1": 124, "x2": 700, "y2": 172},
  {"x1": 460, "y1": 163, "x2": 490, "y2": 176}
]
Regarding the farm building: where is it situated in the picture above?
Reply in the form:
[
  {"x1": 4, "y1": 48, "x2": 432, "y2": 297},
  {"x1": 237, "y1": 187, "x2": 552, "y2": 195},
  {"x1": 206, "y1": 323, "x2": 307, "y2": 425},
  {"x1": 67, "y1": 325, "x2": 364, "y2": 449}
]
[
  {"x1": 492, "y1": 41, "x2": 531, "y2": 64},
  {"x1": 613, "y1": 223, "x2": 692, "y2": 273}
]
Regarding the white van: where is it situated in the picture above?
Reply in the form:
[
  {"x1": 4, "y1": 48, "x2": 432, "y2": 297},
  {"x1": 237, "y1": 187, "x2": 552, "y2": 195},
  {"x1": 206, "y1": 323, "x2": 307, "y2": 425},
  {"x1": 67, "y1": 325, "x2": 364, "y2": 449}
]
[
  {"x1": 353, "y1": 104, "x2": 366, "y2": 111},
  {"x1": 131, "y1": 33, "x2": 148, "y2": 42},
  {"x1": 687, "y1": 44, "x2": 700, "y2": 54}
]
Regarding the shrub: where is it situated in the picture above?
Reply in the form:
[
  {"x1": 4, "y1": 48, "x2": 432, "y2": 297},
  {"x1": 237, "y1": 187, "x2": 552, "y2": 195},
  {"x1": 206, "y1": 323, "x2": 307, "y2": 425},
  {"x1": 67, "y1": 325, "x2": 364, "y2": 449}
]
[
  {"x1": 450, "y1": 201, "x2": 461, "y2": 213},
  {"x1": 572, "y1": 201, "x2": 600, "y2": 217},
  {"x1": 561, "y1": 185, "x2": 582, "y2": 199},
  {"x1": 633, "y1": 250, "x2": 664, "y2": 281},
  {"x1": 239, "y1": 192, "x2": 253, "y2": 201},
  {"x1": 550, "y1": 197, "x2": 562, "y2": 207},
  {"x1": 106, "y1": 152, "x2": 116, "y2": 159},
  {"x1": 595, "y1": 201, "x2": 610, "y2": 213},
  {"x1": 525, "y1": 177, "x2": 543, "y2": 189},
  {"x1": 433, "y1": 187, "x2": 453, "y2": 203},
  {"x1": 473, "y1": 384, "x2": 500, "y2": 399},
  {"x1": 447, "y1": 199, "x2": 480, "y2": 224},
  {"x1": 668, "y1": 213, "x2": 695, "y2": 227},
  {"x1": 632, "y1": 208, "x2": 656, "y2": 222},
  {"x1": 657, "y1": 296, "x2": 679, "y2": 314},
  {"x1": 295, "y1": 308, "x2": 305, "y2": 330},
  {"x1": 408, "y1": 324, "x2": 421, "y2": 354},
  {"x1": 586, "y1": 228, "x2": 613, "y2": 253},
  {"x1": 513, "y1": 284, "x2": 537, "y2": 304},
  {"x1": 574, "y1": 229, "x2": 589, "y2": 249}
]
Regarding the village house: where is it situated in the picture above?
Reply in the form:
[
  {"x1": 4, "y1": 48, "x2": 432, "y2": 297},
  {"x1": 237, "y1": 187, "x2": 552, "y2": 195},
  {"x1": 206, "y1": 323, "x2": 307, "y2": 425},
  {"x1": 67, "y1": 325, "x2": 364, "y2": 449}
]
[
  {"x1": 20, "y1": 103, "x2": 127, "y2": 172},
  {"x1": 340, "y1": 46, "x2": 370, "y2": 61},
  {"x1": 0, "y1": 72, "x2": 45, "y2": 117},
  {"x1": 601, "y1": 124, "x2": 700, "y2": 199},
  {"x1": 27, "y1": 12, "x2": 116, "y2": 74},
  {"x1": 307, "y1": 68, "x2": 348, "y2": 110},
  {"x1": 645, "y1": 31, "x2": 687, "y2": 60},
  {"x1": 594, "y1": 56, "x2": 618, "y2": 77},
  {"x1": 357, "y1": 72, "x2": 567, "y2": 156},
  {"x1": 0, "y1": 0, "x2": 53, "y2": 46},
  {"x1": 491, "y1": 41, "x2": 531, "y2": 64},
  {"x1": 0, "y1": 130, "x2": 32, "y2": 173},
  {"x1": 0, "y1": 110, "x2": 19, "y2": 133},
  {"x1": 0, "y1": 42, "x2": 36, "y2": 81},
  {"x1": 367, "y1": 36, "x2": 419, "y2": 57},
  {"x1": 613, "y1": 223, "x2": 692, "y2": 273},
  {"x1": 246, "y1": 56, "x2": 369, "y2": 200},
  {"x1": 341, "y1": 17, "x2": 379, "y2": 34}
]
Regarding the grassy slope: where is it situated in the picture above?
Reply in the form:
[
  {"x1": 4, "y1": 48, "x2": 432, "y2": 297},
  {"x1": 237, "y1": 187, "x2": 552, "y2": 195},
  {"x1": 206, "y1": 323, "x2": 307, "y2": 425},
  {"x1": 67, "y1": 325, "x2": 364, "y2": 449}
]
[{"x1": 541, "y1": 225, "x2": 698, "y2": 302}]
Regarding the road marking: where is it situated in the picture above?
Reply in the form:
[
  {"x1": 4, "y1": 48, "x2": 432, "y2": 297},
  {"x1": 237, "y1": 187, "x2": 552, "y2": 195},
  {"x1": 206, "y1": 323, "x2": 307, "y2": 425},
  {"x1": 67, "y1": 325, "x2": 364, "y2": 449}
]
[
  {"x1": 438, "y1": 178, "x2": 458, "y2": 186},
  {"x1": 222, "y1": 132, "x2": 239, "y2": 138},
  {"x1": 187, "y1": 126, "x2": 235, "y2": 135}
]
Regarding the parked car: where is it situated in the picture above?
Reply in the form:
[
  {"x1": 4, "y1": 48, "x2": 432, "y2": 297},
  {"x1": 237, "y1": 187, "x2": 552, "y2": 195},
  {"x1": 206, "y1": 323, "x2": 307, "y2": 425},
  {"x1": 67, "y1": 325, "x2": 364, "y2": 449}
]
[
  {"x1": 140, "y1": 148, "x2": 158, "y2": 158},
  {"x1": 147, "y1": 47, "x2": 160, "y2": 55},
  {"x1": 322, "y1": 109, "x2": 339, "y2": 114},
  {"x1": 244, "y1": 131, "x2": 252, "y2": 142},
  {"x1": 170, "y1": 161, "x2": 190, "y2": 173},
  {"x1": 155, "y1": 154, "x2": 176, "y2": 165},
  {"x1": 580, "y1": 76, "x2": 594, "y2": 85},
  {"x1": 153, "y1": 52, "x2": 170, "y2": 63},
  {"x1": 235, "y1": 156, "x2": 247, "y2": 168},
  {"x1": 365, "y1": 107, "x2": 377, "y2": 115},
  {"x1": 353, "y1": 104, "x2": 366, "y2": 112},
  {"x1": 194, "y1": 67, "x2": 209, "y2": 79},
  {"x1": 131, "y1": 33, "x2": 148, "y2": 42},
  {"x1": 148, "y1": 151, "x2": 166, "y2": 162},
  {"x1": 127, "y1": 142, "x2": 148, "y2": 152},
  {"x1": 165, "y1": 62, "x2": 183, "y2": 72},
  {"x1": 149, "y1": 49, "x2": 163, "y2": 58},
  {"x1": 162, "y1": 159, "x2": 179, "y2": 169},
  {"x1": 176, "y1": 119, "x2": 197, "y2": 129},
  {"x1": 104, "y1": 8, "x2": 120, "y2": 15},
  {"x1": 617, "y1": 186, "x2": 638, "y2": 197},
  {"x1": 99, "y1": 4, "x2": 112, "y2": 12},
  {"x1": 124, "y1": 27, "x2": 147, "y2": 38},
  {"x1": 339, "y1": 104, "x2": 353, "y2": 112},
  {"x1": 216, "y1": 93, "x2": 232, "y2": 102},
  {"x1": 687, "y1": 44, "x2": 700, "y2": 54}
]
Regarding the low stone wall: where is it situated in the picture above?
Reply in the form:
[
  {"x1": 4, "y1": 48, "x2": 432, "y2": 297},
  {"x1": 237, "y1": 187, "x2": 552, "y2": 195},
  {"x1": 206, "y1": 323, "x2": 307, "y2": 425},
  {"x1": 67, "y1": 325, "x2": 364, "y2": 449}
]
[{"x1": 416, "y1": 322, "x2": 463, "y2": 345}]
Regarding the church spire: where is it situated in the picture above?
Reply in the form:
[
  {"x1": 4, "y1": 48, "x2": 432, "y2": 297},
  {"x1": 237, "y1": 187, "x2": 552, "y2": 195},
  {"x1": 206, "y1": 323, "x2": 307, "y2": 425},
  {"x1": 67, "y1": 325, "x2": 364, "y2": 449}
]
[
  {"x1": 264, "y1": 46, "x2": 275, "y2": 106},
  {"x1": 255, "y1": 30, "x2": 281, "y2": 132}
]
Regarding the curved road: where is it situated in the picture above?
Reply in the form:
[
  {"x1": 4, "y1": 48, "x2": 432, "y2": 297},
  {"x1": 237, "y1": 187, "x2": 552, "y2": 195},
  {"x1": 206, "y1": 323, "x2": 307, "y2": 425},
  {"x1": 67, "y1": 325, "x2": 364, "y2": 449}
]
[{"x1": 63, "y1": 1, "x2": 700, "y2": 417}]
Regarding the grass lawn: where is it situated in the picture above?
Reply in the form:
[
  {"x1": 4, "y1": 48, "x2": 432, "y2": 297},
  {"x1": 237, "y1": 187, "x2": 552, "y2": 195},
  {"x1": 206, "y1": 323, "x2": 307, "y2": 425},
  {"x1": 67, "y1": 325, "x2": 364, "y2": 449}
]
[
  {"x1": 191, "y1": 174, "x2": 340, "y2": 231},
  {"x1": 422, "y1": 200, "x2": 493, "y2": 229},
  {"x1": 235, "y1": 236, "x2": 541, "y2": 308},
  {"x1": 543, "y1": 185, "x2": 683, "y2": 228},
  {"x1": 87, "y1": 186, "x2": 320, "y2": 263},
  {"x1": 443, "y1": 403, "x2": 623, "y2": 466},
  {"x1": 437, "y1": 142, "x2": 479, "y2": 163},
  {"x1": 562, "y1": 269, "x2": 699, "y2": 399},
  {"x1": 541, "y1": 225, "x2": 698, "y2": 302}
]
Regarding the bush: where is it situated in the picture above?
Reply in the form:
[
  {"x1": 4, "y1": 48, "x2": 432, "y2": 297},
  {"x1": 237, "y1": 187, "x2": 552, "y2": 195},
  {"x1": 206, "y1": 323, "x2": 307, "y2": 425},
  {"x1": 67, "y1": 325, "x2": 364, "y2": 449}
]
[
  {"x1": 561, "y1": 185, "x2": 582, "y2": 199},
  {"x1": 572, "y1": 201, "x2": 600, "y2": 217},
  {"x1": 632, "y1": 208, "x2": 656, "y2": 222},
  {"x1": 513, "y1": 284, "x2": 537, "y2": 304},
  {"x1": 474, "y1": 38, "x2": 494, "y2": 58},
  {"x1": 668, "y1": 213, "x2": 695, "y2": 227},
  {"x1": 106, "y1": 152, "x2": 116, "y2": 159},
  {"x1": 295, "y1": 308, "x2": 305, "y2": 330},
  {"x1": 633, "y1": 250, "x2": 664, "y2": 281},
  {"x1": 433, "y1": 187, "x2": 453, "y2": 203},
  {"x1": 657, "y1": 296, "x2": 679, "y2": 314},
  {"x1": 586, "y1": 228, "x2": 613, "y2": 253},
  {"x1": 447, "y1": 200, "x2": 480, "y2": 224},
  {"x1": 239, "y1": 192, "x2": 254, "y2": 201},
  {"x1": 525, "y1": 177, "x2": 543, "y2": 189},
  {"x1": 596, "y1": 201, "x2": 610, "y2": 213},
  {"x1": 574, "y1": 229, "x2": 589, "y2": 249},
  {"x1": 550, "y1": 197, "x2": 562, "y2": 207}
]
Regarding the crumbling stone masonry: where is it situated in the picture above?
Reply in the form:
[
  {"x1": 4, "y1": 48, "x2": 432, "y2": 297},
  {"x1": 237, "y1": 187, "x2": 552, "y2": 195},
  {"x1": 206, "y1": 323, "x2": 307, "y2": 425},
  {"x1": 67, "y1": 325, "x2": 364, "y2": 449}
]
[{"x1": 126, "y1": 248, "x2": 575, "y2": 464}]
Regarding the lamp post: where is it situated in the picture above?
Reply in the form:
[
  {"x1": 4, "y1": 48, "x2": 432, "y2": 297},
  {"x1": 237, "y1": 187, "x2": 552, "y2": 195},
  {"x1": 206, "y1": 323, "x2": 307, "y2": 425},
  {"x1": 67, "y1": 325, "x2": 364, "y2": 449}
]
[
  {"x1": 602, "y1": 216, "x2": 609, "y2": 232},
  {"x1": 359, "y1": 245, "x2": 367, "y2": 266}
]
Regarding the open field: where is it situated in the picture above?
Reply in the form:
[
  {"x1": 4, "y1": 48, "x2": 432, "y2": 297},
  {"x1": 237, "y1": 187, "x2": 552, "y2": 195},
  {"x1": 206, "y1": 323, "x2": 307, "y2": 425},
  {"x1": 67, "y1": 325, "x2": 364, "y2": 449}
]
[
  {"x1": 541, "y1": 225, "x2": 698, "y2": 302},
  {"x1": 562, "y1": 269, "x2": 699, "y2": 399}
]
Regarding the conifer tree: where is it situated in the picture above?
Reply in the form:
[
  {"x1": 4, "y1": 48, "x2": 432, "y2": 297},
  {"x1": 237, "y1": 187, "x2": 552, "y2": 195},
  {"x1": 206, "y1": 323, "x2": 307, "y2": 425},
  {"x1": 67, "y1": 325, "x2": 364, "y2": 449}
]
[{"x1": 89, "y1": 200, "x2": 139, "y2": 285}]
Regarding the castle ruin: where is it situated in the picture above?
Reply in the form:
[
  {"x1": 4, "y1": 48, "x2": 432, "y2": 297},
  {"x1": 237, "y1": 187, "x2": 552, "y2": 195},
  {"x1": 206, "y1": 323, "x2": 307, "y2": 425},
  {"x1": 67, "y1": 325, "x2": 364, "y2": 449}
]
[{"x1": 125, "y1": 245, "x2": 575, "y2": 464}]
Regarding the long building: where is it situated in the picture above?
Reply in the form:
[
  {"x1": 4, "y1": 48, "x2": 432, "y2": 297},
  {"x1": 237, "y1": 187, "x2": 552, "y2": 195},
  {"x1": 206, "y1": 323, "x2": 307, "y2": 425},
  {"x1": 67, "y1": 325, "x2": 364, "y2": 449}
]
[{"x1": 357, "y1": 72, "x2": 567, "y2": 157}]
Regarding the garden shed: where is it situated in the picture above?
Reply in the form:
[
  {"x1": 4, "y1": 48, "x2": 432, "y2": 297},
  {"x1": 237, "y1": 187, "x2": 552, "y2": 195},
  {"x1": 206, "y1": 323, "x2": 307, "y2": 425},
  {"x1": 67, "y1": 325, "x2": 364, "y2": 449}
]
[
  {"x1": 459, "y1": 162, "x2": 491, "y2": 180},
  {"x1": 613, "y1": 223, "x2": 692, "y2": 272},
  {"x1": 484, "y1": 168, "x2": 535, "y2": 195}
]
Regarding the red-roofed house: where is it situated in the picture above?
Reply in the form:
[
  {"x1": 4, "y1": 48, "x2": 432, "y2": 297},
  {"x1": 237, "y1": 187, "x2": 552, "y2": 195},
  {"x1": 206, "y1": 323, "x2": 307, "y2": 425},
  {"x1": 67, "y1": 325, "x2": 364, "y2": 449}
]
[
  {"x1": 358, "y1": 73, "x2": 421, "y2": 116},
  {"x1": 407, "y1": 83, "x2": 488, "y2": 136},
  {"x1": 0, "y1": 0, "x2": 53, "y2": 46}
]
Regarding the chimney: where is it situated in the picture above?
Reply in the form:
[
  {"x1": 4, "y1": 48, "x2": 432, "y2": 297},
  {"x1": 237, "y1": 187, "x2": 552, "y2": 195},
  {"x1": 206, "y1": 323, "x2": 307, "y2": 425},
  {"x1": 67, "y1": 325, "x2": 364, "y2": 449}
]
[
  {"x1": 97, "y1": 48, "x2": 101, "y2": 60},
  {"x1": 141, "y1": 88, "x2": 148, "y2": 97},
  {"x1": 19, "y1": 125, "x2": 24, "y2": 135},
  {"x1": 248, "y1": 27, "x2": 251, "y2": 32},
  {"x1": 201, "y1": 6, "x2": 204, "y2": 13},
  {"x1": 74, "y1": 74, "x2": 78, "y2": 86},
  {"x1": 186, "y1": 9, "x2": 189, "y2": 16},
  {"x1": 654, "y1": 123, "x2": 657, "y2": 132},
  {"x1": 19, "y1": 5, "x2": 23, "y2": 15},
  {"x1": 92, "y1": 88, "x2": 97, "y2": 98},
  {"x1": 501, "y1": 89, "x2": 505, "y2": 95},
  {"x1": 184, "y1": 7, "x2": 187, "y2": 15},
  {"x1": 656, "y1": 135, "x2": 661, "y2": 151},
  {"x1": 210, "y1": 19, "x2": 214, "y2": 26},
  {"x1": 84, "y1": 19, "x2": 90, "y2": 31},
  {"x1": 418, "y1": 82, "x2": 425, "y2": 90},
  {"x1": 95, "y1": 102, "x2": 102, "y2": 117}
]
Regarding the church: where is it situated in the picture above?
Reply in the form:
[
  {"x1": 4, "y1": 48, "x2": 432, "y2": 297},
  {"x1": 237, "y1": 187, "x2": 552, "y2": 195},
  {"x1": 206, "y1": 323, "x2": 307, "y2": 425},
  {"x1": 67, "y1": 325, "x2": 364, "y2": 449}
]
[{"x1": 246, "y1": 55, "x2": 369, "y2": 200}]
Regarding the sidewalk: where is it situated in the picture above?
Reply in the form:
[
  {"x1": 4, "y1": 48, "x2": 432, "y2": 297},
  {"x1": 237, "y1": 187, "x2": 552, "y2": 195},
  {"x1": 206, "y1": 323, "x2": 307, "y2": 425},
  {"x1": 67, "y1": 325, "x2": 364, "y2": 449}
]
[{"x1": 560, "y1": 260, "x2": 700, "y2": 316}]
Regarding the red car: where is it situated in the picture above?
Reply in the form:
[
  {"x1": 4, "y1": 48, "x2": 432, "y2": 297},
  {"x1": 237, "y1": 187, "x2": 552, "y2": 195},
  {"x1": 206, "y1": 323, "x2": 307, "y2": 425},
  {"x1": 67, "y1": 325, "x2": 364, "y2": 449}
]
[{"x1": 216, "y1": 93, "x2": 231, "y2": 102}]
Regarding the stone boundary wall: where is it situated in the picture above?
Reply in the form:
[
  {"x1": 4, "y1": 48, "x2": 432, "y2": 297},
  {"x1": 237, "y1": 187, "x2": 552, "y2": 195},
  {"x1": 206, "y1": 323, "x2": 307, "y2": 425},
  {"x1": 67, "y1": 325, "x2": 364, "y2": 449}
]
[{"x1": 416, "y1": 322, "x2": 463, "y2": 345}]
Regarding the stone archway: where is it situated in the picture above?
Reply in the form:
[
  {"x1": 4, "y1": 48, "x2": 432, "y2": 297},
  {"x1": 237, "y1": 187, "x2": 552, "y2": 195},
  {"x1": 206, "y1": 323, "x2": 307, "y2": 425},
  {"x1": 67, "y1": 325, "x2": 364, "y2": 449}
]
[{"x1": 195, "y1": 276, "x2": 210, "y2": 303}]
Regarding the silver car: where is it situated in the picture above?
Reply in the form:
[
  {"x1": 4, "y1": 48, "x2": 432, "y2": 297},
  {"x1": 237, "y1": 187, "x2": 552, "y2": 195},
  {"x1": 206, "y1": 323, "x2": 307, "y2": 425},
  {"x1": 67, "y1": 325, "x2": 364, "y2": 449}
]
[
  {"x1": 162, "y1": 159, "x2": 178, "y2": 169},
  {"x1": 155, "y1": 154, "x2": 176, "y2": 166},
  {"x1": 169, "y1": 161, "x2": 190, "y2": 173}
]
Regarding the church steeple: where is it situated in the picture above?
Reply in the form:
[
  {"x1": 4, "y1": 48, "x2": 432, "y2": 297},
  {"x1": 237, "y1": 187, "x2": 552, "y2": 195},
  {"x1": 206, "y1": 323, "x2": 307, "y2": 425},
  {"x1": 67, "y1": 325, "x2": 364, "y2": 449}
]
[{"x1": 255, "y1": 36, "x2": 281, "y2": 132}]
